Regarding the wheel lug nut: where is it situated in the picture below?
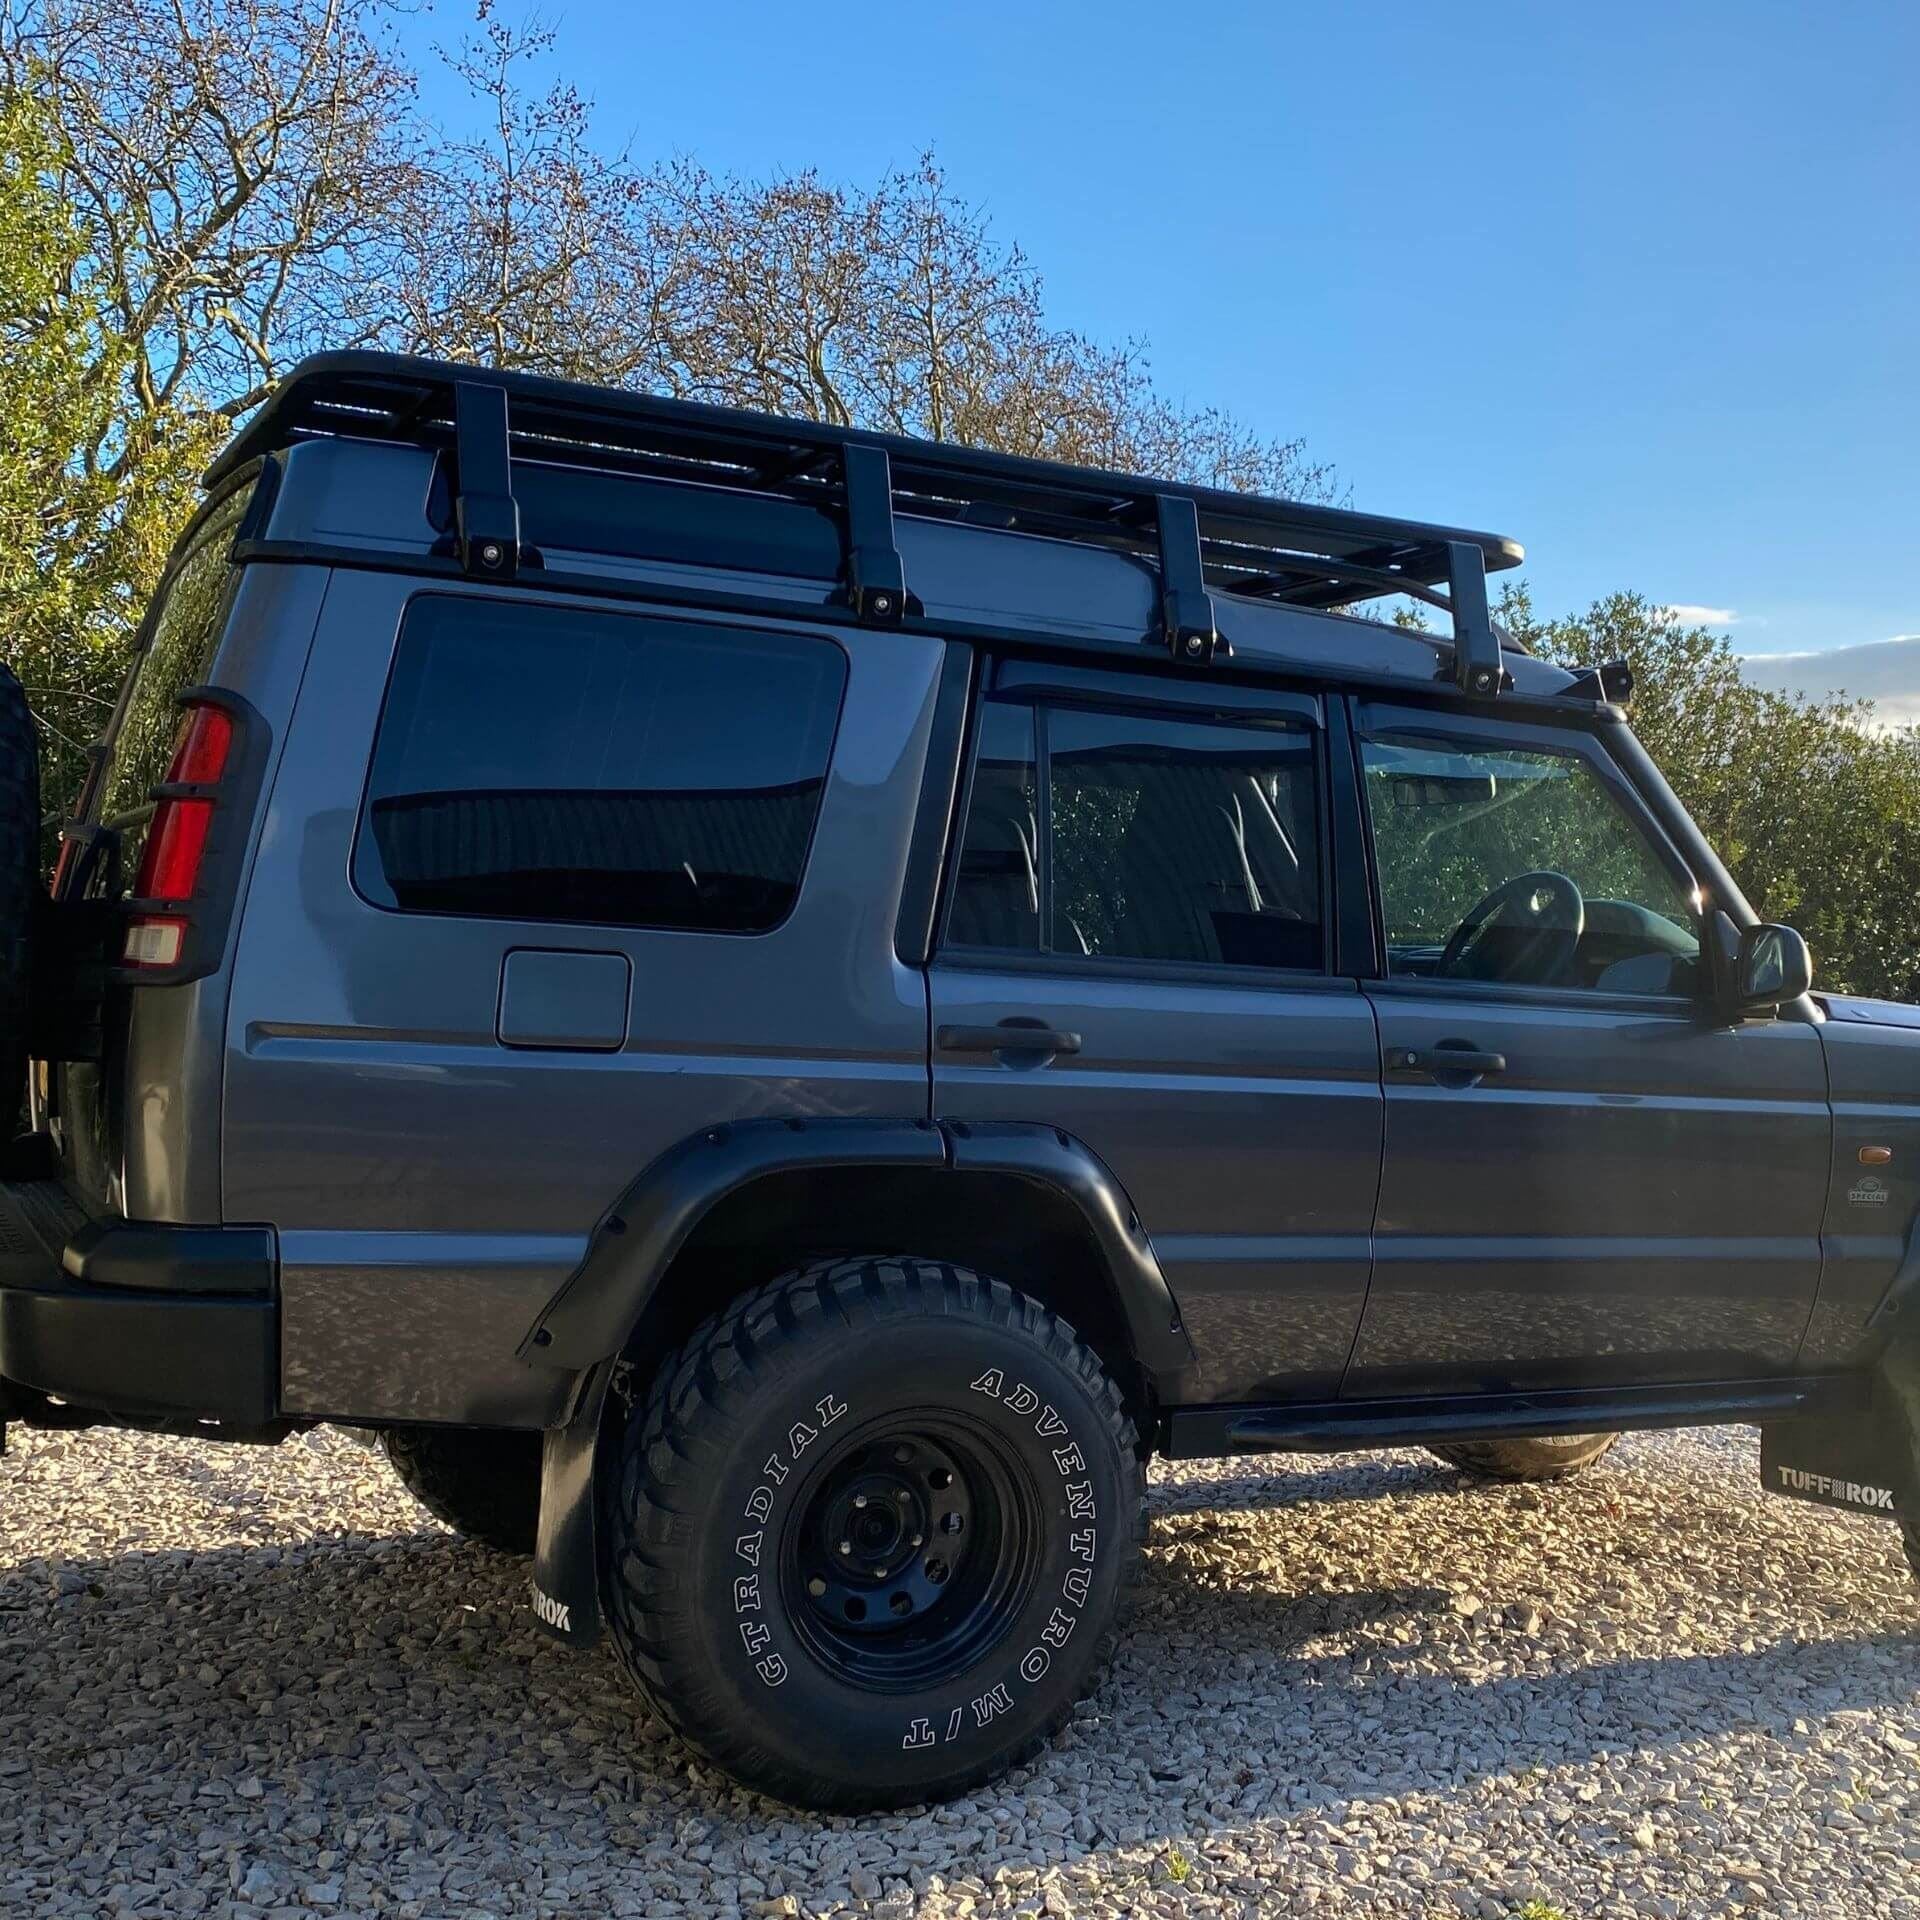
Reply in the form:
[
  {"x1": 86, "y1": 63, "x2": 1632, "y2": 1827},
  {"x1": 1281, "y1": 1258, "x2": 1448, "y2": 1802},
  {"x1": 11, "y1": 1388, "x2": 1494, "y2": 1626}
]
[
  {"x1": 896, "y1": 1490, "x2": 911, "y2": 1505},
  {"x1": 910, "y1": 1533, "x2": 923, "y2": 1547},
  {"x1": 839, "y1": 1540, "x2": 852, "y2": 1555},
  {"x1": 808, "y1": 1577, "x2": 827, "y2": 1597},
  {"x1": 854, "y1": 1495, "x2": 868, "y2": 1509}
]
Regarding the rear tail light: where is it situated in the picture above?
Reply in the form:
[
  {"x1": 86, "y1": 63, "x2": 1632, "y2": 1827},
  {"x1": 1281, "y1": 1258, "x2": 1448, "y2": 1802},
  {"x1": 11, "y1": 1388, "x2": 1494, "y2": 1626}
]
[{"x1": 122, "y1": 702, "x2": 236, "y2": 971}]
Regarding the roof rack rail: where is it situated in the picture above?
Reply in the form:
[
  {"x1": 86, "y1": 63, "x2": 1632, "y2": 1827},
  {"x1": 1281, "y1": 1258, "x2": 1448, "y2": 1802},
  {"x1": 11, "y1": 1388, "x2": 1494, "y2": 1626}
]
[{"x1": 209, "y1": 351, "x2": 1523, "y2": 679}]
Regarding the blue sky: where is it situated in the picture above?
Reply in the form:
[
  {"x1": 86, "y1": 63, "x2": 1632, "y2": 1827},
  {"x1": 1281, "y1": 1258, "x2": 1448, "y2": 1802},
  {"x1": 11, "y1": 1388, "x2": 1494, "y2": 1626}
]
[{"x1": 395, "y1": 2, "x2": 1917, "y2": 693}]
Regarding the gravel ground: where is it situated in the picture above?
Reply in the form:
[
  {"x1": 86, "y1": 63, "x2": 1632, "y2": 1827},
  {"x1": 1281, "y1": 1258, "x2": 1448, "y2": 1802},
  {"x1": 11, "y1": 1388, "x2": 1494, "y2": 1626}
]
[{"x1": 1, "y1": 1422, "x2": 1915, "y2": 1920}]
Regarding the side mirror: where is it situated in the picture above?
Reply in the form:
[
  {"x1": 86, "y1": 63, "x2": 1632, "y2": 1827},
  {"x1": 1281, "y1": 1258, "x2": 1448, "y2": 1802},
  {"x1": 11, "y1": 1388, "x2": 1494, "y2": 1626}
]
[{"x1": 1734, "y1": 922, "x2": 1812, "y2": 1010}]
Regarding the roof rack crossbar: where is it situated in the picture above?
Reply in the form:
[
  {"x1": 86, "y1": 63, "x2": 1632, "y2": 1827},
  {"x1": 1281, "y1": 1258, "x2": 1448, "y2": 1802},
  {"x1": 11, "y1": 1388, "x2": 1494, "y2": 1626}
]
[
  {"x1": 1220, "y1": 555, "x2": 1454, "y2": 612},
  {"x1": 452, "y1": 380, "x2": 522, "y2": 580}
]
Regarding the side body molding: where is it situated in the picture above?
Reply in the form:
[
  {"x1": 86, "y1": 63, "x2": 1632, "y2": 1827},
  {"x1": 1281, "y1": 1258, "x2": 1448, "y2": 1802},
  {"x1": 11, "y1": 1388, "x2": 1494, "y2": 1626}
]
[{"x1": 520, "y1": 1115, "x2": 1197, "y2": 1650}]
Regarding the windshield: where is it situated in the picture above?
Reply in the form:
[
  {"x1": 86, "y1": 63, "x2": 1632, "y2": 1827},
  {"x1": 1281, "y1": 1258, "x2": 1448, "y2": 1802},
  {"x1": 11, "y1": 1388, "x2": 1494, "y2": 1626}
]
[{"x1": 90, "y1": 485, "x2": 251, "y2": 883}]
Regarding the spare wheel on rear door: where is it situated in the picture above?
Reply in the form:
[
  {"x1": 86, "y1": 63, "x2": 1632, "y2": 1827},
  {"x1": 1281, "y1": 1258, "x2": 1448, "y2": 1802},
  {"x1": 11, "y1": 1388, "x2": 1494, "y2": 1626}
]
[{"x1": 0, "y1": 661, "x2": 40, "y2": 1135}]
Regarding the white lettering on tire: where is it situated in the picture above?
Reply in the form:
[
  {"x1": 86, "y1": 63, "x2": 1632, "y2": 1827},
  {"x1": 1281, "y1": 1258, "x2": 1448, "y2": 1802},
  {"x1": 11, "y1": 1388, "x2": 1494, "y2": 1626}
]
[
  {"x1": 970, "y1": 1683, "x2": 1014, "y2": 1728},
  {"x1": 898, "y1": 1360, "x2": 1108, "y2": 1753},
  {"x1": 730, "y1": 1390, "x2": 856, "y2": 1689}
]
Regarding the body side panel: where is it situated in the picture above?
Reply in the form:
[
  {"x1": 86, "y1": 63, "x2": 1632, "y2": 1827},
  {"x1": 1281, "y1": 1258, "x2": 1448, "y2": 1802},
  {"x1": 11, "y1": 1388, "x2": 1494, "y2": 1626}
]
[
  {"x1": 223, "y1": 570, "x2": 943, "y2": 1423},
  {"x1": 1801, "y1": 1015, "x2": 1920, "y2": 1367},
  {"x1": 930, "y1": 963, "x2": 1383, "y2": 1403},
  {"x1": 118, "y1": 563, "x2": 333, "y2": 1223}
]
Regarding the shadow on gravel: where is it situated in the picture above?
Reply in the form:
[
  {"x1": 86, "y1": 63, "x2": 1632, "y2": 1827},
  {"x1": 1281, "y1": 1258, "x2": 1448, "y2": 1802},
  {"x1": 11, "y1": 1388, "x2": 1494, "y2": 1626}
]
[
  {"x1": 2, "y1": 1519, "x2": 1914, "y2": 1838},
  {"x1": 1151, "y1": 1454, "x2": 1456, "y2": 1513}
]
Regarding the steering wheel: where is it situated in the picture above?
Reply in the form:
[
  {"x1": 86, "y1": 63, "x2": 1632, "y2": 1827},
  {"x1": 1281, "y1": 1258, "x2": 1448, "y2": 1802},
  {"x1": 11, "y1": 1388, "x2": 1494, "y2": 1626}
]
[{"x1": 1437, "y1": 869, "x2": 1586, "y2": 984}]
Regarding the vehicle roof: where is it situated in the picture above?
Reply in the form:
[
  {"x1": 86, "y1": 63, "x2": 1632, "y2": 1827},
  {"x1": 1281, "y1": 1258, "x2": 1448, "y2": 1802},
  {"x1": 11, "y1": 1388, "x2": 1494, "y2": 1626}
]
[{"x1": 222, "y1": 351, "x2": 1585, "y2": 706}]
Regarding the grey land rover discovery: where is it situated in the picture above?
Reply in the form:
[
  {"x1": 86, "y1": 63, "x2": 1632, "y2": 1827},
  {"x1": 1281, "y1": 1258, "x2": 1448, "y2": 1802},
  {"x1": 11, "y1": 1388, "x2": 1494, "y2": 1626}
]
[{"x1": 2, "y1": 353, "x2": 1915, "y2": 1809}]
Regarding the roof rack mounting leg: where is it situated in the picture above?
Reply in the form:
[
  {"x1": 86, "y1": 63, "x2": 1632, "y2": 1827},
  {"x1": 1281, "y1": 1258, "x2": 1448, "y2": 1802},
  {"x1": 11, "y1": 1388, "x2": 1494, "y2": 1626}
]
[
  {"x1": 841, "y1": 443, "x2": 906, "y2": 625},
  {"x1": 1445, "y1": 540, "x2": 1503, "y2": 697},
  {"x1": 1155, "y1": 495, "x2": 1226, "y2": 666},
  {"x1": 453, "y1": 380, "x2": 521, "y2": 580}
]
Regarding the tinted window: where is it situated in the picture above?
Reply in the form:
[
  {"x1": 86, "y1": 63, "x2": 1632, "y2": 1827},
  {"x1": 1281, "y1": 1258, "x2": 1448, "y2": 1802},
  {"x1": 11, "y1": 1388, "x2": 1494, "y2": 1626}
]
[
  {"x1": 1362, "y1": 734, "x2": 1701, "y2": 995},
  {"x1": 358, "y1": 600, "x2": 845, "y2": 932},
  {"x1": 947, "y1": 703, "x2": 1040, "y2": 950},
  {"x1": 96, "y1": 484, "x2": 252, "y2": 873},
  {"x1": 946, "y1": 701, "x2": 1324, "y2": 972}
]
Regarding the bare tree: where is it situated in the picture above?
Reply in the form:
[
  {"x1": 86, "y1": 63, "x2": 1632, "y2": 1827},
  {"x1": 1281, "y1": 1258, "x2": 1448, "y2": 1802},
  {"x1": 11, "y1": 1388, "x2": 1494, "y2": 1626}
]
[
  {"x1": 3, "y1": 0, "x2": 422, "y2": 454},
  {"x1": 386, "y1": 30, "x2": 1334, "y2": 498},
  {"x1": 8, "y1": 0, "x2": 1330, "y2": 498}
]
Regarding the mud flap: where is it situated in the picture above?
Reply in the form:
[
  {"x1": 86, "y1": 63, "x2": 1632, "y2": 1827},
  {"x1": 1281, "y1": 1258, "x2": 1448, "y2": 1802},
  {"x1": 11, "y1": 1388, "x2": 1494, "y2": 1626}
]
[
  {"x1": 1760, "y1": 1385, "x2": 1916, "y2": 1524},
  {"x1": 529, "y1": 1364, "x2": 613, "y2": 1649}
]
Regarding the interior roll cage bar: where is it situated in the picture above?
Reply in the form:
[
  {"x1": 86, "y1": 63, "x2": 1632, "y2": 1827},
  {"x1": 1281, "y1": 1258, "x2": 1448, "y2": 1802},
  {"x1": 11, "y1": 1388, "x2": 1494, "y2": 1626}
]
[{"x1": 211, "y1": 351, "x2": 1526, "y2": 697}]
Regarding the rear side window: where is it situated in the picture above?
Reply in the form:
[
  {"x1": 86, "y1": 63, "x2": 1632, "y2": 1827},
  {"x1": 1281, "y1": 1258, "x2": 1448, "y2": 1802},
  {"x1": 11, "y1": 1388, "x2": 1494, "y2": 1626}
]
[
  {"x1": 95, "y1": 484, "x2": 252, "y2": 872},
  {"x1": 947, "y1": 700, "x2": 1325, "y2": 972},
  {"x1": 356, "y1": 599, "x2": 846, "y2": 933}
]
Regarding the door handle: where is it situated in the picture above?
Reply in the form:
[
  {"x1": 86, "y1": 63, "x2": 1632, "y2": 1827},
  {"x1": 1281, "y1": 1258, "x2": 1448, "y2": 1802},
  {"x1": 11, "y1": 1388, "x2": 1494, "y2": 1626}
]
[
  {"x1": 937, "y1": 1022, "x2": 1083, "y2": 1057},
  {"x1": 1390, "y1": 1043, "x2": 1508, "y2": 1078}
]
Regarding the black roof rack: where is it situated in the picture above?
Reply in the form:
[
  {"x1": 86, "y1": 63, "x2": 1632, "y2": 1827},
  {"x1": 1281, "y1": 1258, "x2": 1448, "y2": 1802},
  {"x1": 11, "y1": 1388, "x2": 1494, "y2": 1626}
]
[{"x1": 210, "y1": 351, "x2": 1522, "y2": 688}]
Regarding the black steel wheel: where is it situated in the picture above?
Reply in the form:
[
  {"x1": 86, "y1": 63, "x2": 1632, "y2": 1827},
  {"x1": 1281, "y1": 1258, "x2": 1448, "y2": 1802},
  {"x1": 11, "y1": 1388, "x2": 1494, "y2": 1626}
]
[
  {"x1": 782, "y1": 1417, "x2": 1042, "y2": 1691},
  {"x1": 603, "y1": 1256, "x2": 1145, "y2": 1811}
]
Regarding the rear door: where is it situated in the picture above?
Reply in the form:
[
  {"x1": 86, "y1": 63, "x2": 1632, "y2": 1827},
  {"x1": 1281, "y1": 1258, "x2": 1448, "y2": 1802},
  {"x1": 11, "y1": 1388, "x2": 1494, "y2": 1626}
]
[
  {"x1": 1344, "y1": 700, "x2": 1830, "y2": 1396},
  {"x1": 928, "y1": 662, "x2": 1382, "y2": 1403}
]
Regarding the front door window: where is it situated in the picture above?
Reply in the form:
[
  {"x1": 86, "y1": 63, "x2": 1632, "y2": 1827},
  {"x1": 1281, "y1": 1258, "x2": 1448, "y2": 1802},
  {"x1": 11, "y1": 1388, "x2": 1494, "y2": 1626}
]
[{"x1": 1360, "y1": 735, "x2": 1701, "y2": 996}]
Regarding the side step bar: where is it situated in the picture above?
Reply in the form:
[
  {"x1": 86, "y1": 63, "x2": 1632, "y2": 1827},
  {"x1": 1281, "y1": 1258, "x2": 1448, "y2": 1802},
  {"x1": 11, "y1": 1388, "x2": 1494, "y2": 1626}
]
[{"x1": 1162, "y1": 1377, "x2": 1853, "y2": 1461}]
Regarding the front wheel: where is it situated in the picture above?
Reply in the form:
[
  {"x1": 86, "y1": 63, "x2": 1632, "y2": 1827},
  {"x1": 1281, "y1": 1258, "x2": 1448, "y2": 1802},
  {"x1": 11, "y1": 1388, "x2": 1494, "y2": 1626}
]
[
  {"x1": 1429, "y1": 1432, "x2": 1620, "y2": 1482},
  {"x1": 603, "y1": 1256, "x2": 1145, "y2": 1811}
]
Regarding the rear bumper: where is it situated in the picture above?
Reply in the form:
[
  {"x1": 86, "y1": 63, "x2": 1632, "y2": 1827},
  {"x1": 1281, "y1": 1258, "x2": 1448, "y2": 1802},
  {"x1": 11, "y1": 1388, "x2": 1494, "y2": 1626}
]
[{"x1": 0, "y1": 1176, "x2": 276, "y2": 1425}]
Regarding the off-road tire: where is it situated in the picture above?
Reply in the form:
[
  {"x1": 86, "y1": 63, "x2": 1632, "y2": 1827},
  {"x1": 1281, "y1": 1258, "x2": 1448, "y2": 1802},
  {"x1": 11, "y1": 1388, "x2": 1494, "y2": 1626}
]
[
  {"x1": 603, "y1": 1255, "x2": 1146, "y2": 1811},
  {"x1": 0, "y1": 662, "x2": 39, "y2": 1139},
  {"x1": 1429, "y1": 1432, "x2": 1620, "y2": 1482},
  {"x1": 381, "y1": 1426, "x2": 543, "y2": 1555}
]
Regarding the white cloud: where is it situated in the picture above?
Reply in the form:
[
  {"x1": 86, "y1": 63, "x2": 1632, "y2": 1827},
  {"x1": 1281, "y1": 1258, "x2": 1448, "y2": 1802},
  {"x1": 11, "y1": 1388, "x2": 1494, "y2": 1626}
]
[
  {"x1": 1740, "y1": 634, "x2": 1920, "y2": 730},
  {"x1": 1662, "y1": 603, "x2": 1740, "y2": 628}
]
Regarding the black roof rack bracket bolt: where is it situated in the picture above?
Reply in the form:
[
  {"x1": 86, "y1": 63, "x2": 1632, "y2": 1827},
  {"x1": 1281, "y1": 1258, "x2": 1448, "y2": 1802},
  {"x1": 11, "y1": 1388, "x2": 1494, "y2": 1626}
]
[
  {"x1": 1155, "y1": 494, "x2": 1226, "y2": 666},
  {"x1": 453, "y1": 381, "x2": 521, "y2": 580},
  {"x1": 1445, "y1": 540, "x2": 1503, "y2": 697},
  {"x1": 841, "y1": 443, "x2": 907, "y2": 624}
]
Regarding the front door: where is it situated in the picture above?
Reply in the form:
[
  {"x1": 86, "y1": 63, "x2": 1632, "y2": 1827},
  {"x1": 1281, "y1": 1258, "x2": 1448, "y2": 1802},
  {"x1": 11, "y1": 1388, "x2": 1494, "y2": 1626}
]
[
  {"x1": 1344, "y1": 700, "x2": 1830, "y2": 1397},
  {"x1": 928, "y1": 665, "x2": 1382, "y2": 1403}
]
